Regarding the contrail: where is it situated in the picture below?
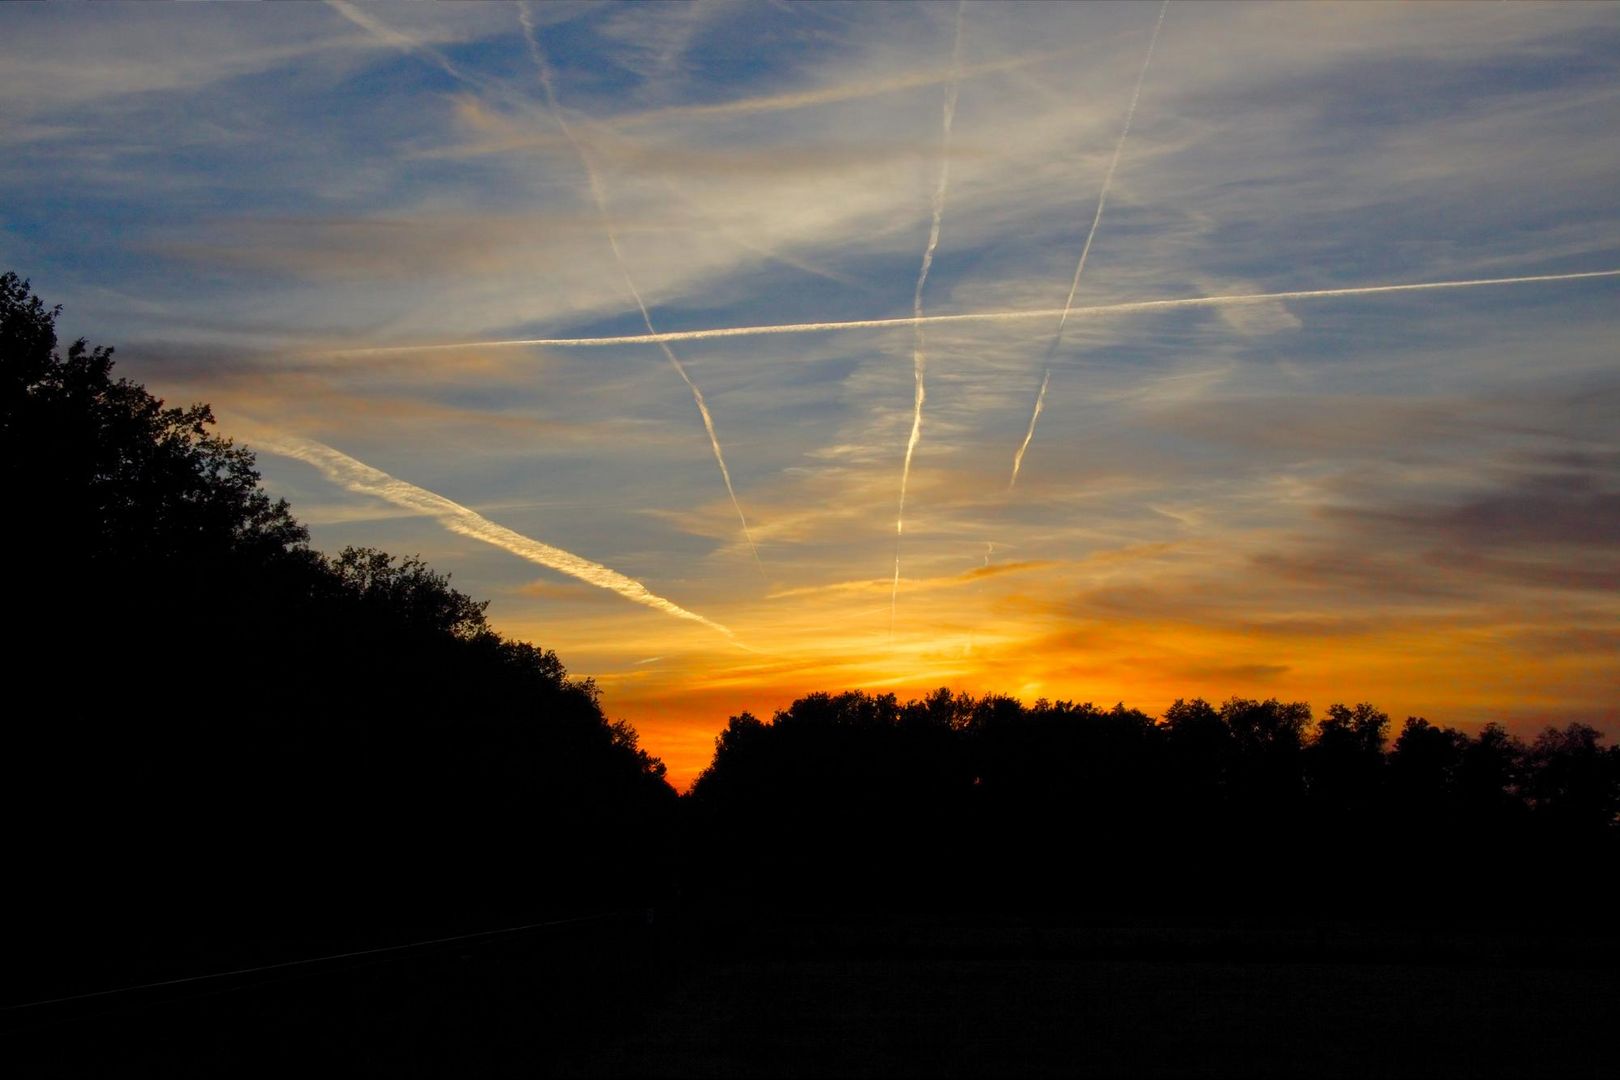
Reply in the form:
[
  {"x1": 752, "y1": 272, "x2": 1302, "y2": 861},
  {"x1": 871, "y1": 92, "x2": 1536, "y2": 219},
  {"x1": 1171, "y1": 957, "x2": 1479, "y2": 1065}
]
[
  {"x1": 327, "y1": 0, "x2": 479, "y2": 86},
  {"x1": 1054, "y1": 2, "x2": 1168, "y2": 340},
  {"x1": 1008, "y1": 368, "x2": 1050, "y2": 492},
  {"x1": 256, "y1": 431, "x2": 734, "y2": 639},
  {"x1": 893, "y1": 0, "x2": 967, "y2": 631},
  {"x1": 1011, "y1": 0, "x2": 1167, "y2": 492},
  {"x1": 345, "y1": 269, "x2": 1620, "y2": 352},
  {"x1": 330, "y1": 0, "x2": 762, "y2": 577},
  {"x1": 517, "y1": 5, "x2": 763, "y2": 575}
]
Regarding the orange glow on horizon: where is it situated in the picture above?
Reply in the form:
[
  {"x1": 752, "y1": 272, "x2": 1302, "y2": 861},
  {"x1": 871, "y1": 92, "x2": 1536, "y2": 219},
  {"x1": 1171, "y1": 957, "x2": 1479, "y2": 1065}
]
[{"x1": 576, "y1": 596, "x2": 1620, "y2": 791}]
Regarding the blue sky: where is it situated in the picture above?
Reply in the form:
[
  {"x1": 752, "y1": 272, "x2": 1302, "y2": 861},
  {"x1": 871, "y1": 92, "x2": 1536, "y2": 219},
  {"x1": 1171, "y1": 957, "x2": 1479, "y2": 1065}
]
[{"x1": 4, "y1": 1, "x2": 1617, "y2": 783}]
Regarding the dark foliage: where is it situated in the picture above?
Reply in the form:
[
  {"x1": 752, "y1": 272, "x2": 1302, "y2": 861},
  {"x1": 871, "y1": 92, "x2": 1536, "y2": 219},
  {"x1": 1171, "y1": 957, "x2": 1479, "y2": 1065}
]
[
  {"x1": 7, "y1": 270, "x2": 1619, "y2": 1077},
  {"x1": 687, "y1": 688, "x2": 1619, "y2": 916},
  {"x1": 7, "y1": 267, "x2": 1619, "y2": 1073},
  {"x1": 1, "y1": 273, "x2": 675, "y2": 1004}
]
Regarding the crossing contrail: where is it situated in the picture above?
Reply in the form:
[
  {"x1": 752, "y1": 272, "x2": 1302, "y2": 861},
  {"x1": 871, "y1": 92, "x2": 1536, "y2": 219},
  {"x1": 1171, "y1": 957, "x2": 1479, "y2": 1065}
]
[
  {"x1": 518, "y1": 5, "x2": 762, "y2": 575},
  {"x1": 326, "y1": 0, "x2": 508, "y2": 100},
  {"x1": 1011, "y1": 0, "x2": 1168, "y2": 491},
  {"x1": 255, "y1": 432, "x2": 735, "y2": 639},
  {"x1": 344, "y1": 269, "x2": 1620, "y2": 353},
  {"x1": 893, "y1": 0, "x2": 967, "y2": 631}
]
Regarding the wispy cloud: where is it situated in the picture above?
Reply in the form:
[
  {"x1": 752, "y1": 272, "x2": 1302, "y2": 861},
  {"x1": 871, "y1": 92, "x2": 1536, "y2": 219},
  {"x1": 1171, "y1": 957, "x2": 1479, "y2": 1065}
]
[
  {"x1": 598, "y1": 43, "x2": 1084, "y2": 129},
  {"x1": 10, "y1": 0, "x2": 1620, "y2": 788},
  {"x1": 770, "y1": 558, "x2": 1051, "y2": 601}
]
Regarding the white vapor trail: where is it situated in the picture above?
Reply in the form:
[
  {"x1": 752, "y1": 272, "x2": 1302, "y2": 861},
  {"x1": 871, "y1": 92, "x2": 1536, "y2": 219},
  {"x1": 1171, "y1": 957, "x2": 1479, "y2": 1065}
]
[
  {"x1": 256, "y1": 432, "x2": 734, "y2": 639},
  {"x1": 893, "y1": 0, "x2": 967, "y2": 631},
  {"x1": 1011, "y1": 0, "x2": 1167, "y2": 492},
  {"x1": 1008, "y1": 368, "x2": 1051, "y2": 493},
  {"x1": 348, "y1": 269, "x2": 1620, "y2": 352},
  {"x1": 517, "y1": 6, "x2": 763, "y2": 575},
  {"x1": 327, "y1": 0, "x2": 481, "y2": 88}
]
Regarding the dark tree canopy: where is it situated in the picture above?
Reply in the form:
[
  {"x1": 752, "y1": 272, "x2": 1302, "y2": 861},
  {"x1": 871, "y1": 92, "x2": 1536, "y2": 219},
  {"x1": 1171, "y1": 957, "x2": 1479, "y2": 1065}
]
[
  {"x1": 1, "y1": 272, "x2": 306, "y2": 574},
  {"x1": 687, "y1": 688, "x2": 1619, "y2": 916},
  {"x1": 6, "y1": 267, "x2": 1619, "y2": 1025},
  {"x1": 2, "y1": 273, "x2": 675, "y2": 1002}
]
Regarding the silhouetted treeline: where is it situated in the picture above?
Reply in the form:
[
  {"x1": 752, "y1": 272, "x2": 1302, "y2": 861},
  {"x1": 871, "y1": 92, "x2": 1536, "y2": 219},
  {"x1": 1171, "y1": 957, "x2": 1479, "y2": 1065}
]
[
  {"x1": 8, "y1": 266, "x2": 1619, "y2": 1020},
  {"x1": 686, "y1": 690, "x2": 1620, "y2": 915},
  {"x1": 2, "y1": 272, "x2": 675, "y2": 1002}
]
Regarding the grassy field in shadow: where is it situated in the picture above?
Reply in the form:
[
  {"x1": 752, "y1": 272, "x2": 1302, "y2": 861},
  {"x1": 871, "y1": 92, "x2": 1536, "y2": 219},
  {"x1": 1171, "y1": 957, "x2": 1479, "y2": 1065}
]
[
  {"x1": 560, "y1": 916, "x2": 1620, "y2": 1079},
  {"x1": 8, "y1": 914, "x2": 1617, "y2": 1077}
]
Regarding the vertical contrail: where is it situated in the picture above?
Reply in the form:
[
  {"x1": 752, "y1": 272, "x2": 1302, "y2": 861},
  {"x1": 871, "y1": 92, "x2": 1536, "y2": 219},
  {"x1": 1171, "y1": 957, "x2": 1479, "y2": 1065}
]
[
  {"x1": 518, "y1": 5, "x2": 763, "y2": 575},
  {"x1": 892, "y1": 0, "x2": 967, "y2": 630},
  {"x1": 1008, "y1": 0, "x2": 1167, "y2": 492}
]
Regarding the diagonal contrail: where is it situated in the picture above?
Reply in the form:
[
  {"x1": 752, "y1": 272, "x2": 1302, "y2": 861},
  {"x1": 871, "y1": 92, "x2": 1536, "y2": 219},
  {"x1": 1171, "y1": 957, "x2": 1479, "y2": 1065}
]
[
  {"x1": 255, "y1": 431, "x2": 735, "y2": 639},
  {"x1": 336, "y1": 0, "x2": 761, "y2": 576},
  {"x1": 1008, "y1": 368, "x2": 1052, "y2": 494},
  {"x1": 1011, "y1": 0, "x2": 1167, "y2": 492},
  {"x1": 892, "y1": 0, "x2": 967, "y2": 632},
  {"x1": 346, "y1": 269, "x2": 1620, "y2": 352},
  {"x1": 327, "y1": 0, "x2": 450, "y2": 68},
  {"x1": 327, "y1": 0, "x2": 492, "y2": 92},
  {"x1": 518, "y1": 6, "x2": 763, "y2": 576}
]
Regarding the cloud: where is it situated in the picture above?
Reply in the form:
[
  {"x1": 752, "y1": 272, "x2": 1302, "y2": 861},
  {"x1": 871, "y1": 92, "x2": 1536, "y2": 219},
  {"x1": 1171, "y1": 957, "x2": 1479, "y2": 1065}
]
[
  {"x1": 1176, "y1": 662, "x2": 1292, "y2": 683},
  {"x1": 0, "y1": 1, "x2": 514, "y2": 120},
  {"x1": 594, "y1": 42, "x2": 1088, "y2": 128},
  {"x1": 767, "y1": 558, "x2": 1052, "y2": 601},
  {"x1": 151, "y1": 213, "x2": 613, "y2": 282},
  {"x1": 9, "y1": 0, "x2": 1620, "y2": 783},
  {"x1": 594, "y1": 0, "x2": 720, "y2": 85},
  {"x1": 1324, "y1": 471, "x2": 1620, "y2": 552}
]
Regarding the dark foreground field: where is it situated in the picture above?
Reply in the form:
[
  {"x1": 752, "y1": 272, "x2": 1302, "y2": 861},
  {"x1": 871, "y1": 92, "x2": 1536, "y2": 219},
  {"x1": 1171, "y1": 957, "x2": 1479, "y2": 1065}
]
[
  {"x1": 8, "y1": 915, "x2": 1618, "y2": 1078},
  {"x1": 562, "y1": 917, "x2": 1620, "y2": 1079}
]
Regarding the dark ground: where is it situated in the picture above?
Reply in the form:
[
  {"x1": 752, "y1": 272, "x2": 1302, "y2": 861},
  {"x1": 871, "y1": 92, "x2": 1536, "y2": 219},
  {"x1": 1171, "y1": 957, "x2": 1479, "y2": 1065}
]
[
  {"x1": 7, "y1": 915, "x2": 1618, "y2": 1077},
  {"x1": 560, "y1": 916, "x2": 1620, "y2": 1078}
]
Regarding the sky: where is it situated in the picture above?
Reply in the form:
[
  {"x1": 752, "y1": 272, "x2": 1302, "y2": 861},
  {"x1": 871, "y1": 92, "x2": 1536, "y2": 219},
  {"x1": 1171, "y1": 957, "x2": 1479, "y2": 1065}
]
[{"x1": 4, "y1": 0, "x2": 1618, "y2": 788}]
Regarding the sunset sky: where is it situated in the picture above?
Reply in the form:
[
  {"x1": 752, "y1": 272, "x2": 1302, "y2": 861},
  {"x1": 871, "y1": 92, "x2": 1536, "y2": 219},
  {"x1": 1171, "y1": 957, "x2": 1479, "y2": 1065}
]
[{"x1": 5, "y1": 1, "x2": 1618, "y2": 787}]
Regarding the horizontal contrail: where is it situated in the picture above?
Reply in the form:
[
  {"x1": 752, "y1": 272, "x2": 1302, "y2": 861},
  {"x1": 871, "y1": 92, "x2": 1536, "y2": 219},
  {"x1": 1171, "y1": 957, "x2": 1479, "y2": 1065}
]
[
  {"x1": 256, "y1": 431, "x2": 734, "y2": 639},
  {"x1": 340, "y1": 269, "x2": 1620, "y2": 353}
]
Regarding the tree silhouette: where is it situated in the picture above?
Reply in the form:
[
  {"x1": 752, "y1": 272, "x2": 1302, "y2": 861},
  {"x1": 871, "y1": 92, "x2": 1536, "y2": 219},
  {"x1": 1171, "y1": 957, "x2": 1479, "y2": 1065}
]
[
  {"x1": 683, "y1": 685, "x2": 1617, "y2": 918},
  {"x1": 2, "y1": 272, "x2": 676, "y2": 1005},
  {"x1": 1523, "y1": 723, "x2": 1619, "y2": 832},
  {"x1": 8, "y1": 265, "x2": 1618, "y2": 1019},
  {"x1": 2, "y1": 273, "x2": 304, "y2": 573},
  {"x1": 1306, "y1": 702, "x2": 1389, "y2": 820}
]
